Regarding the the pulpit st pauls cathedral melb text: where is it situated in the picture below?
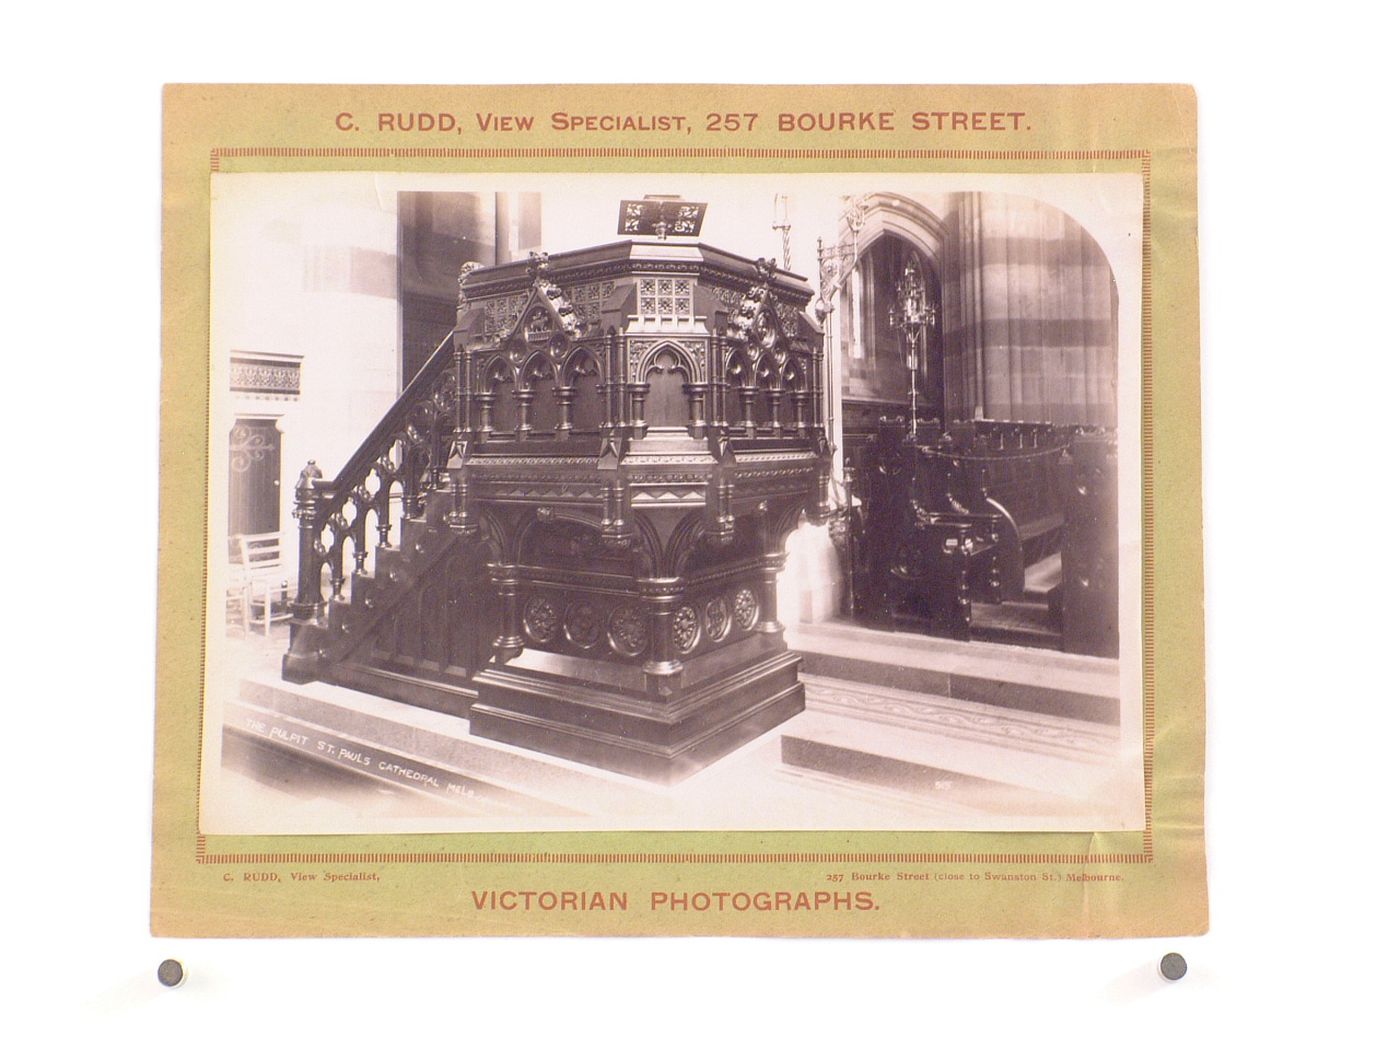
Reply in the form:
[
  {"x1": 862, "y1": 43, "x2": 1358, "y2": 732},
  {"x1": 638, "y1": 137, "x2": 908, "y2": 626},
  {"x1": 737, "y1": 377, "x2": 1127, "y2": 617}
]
[{"x1": 154, "y1": 84, "x2": 1205, "y2": 938}]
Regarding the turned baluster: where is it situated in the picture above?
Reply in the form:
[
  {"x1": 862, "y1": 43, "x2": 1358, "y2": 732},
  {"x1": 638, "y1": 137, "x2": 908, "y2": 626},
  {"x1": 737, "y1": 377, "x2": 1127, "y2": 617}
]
[
  {"x1": 400, "y1": 434, "x2": 421, "y2": 524},
  {"x1": 326, "y1": 515, "x2": 350, "y2": 599},
  {"x1": 351, "y1": 489, "x2": 370, "y2": 573},
  {"x1": 374, "y1": 462, "x2": 393, "y2": 547}
]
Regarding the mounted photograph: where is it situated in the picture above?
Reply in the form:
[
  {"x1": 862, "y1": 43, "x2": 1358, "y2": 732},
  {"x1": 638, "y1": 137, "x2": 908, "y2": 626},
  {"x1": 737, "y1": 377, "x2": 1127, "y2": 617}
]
[{"x1": 203, "y1": 171, "x2": 1144, "y2": 835}]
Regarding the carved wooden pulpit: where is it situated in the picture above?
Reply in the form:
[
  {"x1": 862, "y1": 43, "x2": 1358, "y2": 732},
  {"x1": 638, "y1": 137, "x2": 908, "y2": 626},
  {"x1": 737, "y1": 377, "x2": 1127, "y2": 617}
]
[{"x1": 283, "y1": 234, "x2": 831, "y2": 783}]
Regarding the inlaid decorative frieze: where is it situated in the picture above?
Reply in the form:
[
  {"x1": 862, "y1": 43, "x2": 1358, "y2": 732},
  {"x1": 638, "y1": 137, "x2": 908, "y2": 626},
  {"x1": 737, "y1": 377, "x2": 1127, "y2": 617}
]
[{"x1": 230, "y1": 355, "x2": 301, "y2": 398}]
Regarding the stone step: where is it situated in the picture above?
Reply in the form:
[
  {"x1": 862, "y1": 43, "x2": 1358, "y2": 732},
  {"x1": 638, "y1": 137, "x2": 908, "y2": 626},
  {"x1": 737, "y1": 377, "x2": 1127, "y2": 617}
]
[
  {"x1": 228, "y1": 669, "x2": 1040, "y2": 831},
  {"x1": 235, "y1": 673, "x2": 666, "y2": 818},
  {"x1": 782, "y1": 676, "x2": 1135, "y2": 825},
  {"x1": 787, "y1": 619, "x2": 1119, "y2": 726}
]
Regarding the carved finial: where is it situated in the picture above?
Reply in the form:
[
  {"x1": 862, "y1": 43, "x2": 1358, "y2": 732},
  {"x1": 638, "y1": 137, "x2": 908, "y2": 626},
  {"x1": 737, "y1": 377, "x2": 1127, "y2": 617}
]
[
  {"x1": 755, "y1": 257, "x2": 778, "y2": 283},
  {"x1": 527, "y1": 251, "x2": 551, "y2": 281},
  {"x1": 296, "y1": 460, "x2": 322, "y2": 492}
]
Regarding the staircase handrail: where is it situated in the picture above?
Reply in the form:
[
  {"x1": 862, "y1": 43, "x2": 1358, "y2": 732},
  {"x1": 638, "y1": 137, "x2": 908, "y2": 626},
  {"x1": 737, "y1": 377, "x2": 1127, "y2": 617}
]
[{"x1": 309, "y1": 329, "x2": 457, "y2": 509}]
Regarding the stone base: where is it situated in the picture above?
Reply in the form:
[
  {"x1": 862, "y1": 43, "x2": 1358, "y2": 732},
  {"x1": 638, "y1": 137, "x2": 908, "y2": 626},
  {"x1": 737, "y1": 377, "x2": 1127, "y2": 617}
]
[{"x1": 469, "y1": 639, "x2": 805, "y2": 784}]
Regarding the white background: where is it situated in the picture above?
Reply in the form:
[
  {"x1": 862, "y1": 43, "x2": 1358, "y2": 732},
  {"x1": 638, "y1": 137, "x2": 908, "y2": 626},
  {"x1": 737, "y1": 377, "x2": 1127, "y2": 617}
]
[{"x1": 6, "y1": 3, "x2": 1395, "y2": 1044}]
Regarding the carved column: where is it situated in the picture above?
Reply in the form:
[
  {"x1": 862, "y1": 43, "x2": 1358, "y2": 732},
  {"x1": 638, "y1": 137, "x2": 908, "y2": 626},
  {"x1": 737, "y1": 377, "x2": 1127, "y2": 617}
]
[
  {"x1": 683, "y1": 383, "x2": 707, "y2": 438},
  {"x1": 627, "y1": 383, "x2": 649, "y2": 439},
  {"x1": 758, "y1": 552, "x2": 786, "y2": 634},
  {"x1": 792, "y1": 390, "x2": 811, "y2": 436},
  {"x1": 765, "y1": 389, "x2": 784, "y2": 435},
  {"x1": 454, "y1": 344, "x2": 470, "y2": 435},
  {"x1": 491, "y1": 564, "x2": 525, "y2": 662},
  {"x1": 476, "y1": 390, "x2": 497, "y2": 437},
  {"x1": 606, "y1": 332, "x2": 624, "y2": 434},
  {"x1": 739, "y1": 387, "x2": 758, "y2": 437},
  {"x1": 514, "y1": 388, "x2": 535, "y2": 439},
  {"x1": 554, "y1": 387, "x2": 576, "y2": 436},
  {"x1": 639, "y1": 577, "x2": 684, "y2": 685},
  {"x1": 710, "y1": 338, "x2": 728, "y2": 431}
]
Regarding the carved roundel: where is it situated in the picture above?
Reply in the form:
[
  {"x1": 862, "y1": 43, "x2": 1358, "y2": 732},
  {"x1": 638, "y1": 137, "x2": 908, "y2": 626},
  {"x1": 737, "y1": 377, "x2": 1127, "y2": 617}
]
[
  {"x1": 608, "y1": 604, "x2": 648, "y2": 658},
  {"x1": 523, "y1": 596, "x2": 560, "y2": 644},
  {"x1": 672, "y1": 605, "x2": 700, "y2": 653},
  {"x1": 563, "y1": 601, "x2": 602, "y2": 649},
  {"x1": 733, "y1": 589, "x2": 759, "y2": 631},
  {"x1": 754, "y1": 307, "x2": 780, "y2": 351},
  {"x1": 704, "y1": 597, "x2": 731, "y2": 642}
]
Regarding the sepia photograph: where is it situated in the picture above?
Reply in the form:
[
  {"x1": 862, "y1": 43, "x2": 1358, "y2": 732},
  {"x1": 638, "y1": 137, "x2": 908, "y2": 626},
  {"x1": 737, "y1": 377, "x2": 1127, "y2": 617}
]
[{"x1": 203, "y1": 171, "x2": 1144, "y2": 835}]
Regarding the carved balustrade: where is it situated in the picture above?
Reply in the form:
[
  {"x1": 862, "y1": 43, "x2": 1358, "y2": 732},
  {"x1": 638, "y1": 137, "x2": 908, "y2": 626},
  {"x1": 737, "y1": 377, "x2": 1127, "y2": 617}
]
[{"x1": 289, "y1": 337, "x2": 458, "y2": 623}]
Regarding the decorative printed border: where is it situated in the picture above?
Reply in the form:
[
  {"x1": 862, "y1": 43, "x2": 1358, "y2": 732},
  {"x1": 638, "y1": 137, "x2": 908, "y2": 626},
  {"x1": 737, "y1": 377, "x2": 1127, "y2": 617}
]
[{"x1": 196, "y1": 146, "x2": 1155, "y2": 869}]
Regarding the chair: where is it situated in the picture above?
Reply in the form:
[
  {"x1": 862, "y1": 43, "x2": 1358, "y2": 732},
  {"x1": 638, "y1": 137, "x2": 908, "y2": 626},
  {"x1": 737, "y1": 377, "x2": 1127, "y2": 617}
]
[{"x1": 230, "y1": 532, "x2": 293, "y2": 636}]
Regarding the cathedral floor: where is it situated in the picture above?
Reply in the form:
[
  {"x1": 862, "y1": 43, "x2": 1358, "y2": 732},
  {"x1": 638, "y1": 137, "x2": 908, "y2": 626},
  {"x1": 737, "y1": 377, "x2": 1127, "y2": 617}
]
[{"x1": 206, "y1": 620, "x2": 1136, "y2": 834}]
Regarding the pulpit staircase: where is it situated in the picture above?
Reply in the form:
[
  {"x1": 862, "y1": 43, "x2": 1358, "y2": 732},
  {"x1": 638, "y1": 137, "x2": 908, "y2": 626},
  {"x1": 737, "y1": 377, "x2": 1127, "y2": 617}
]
[{"x1": 282, "y1": 335, "x2": 496, "y2": 716}]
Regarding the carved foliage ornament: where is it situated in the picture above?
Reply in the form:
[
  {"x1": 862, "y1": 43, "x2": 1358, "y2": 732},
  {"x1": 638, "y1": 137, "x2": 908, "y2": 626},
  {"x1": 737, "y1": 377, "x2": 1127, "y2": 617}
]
[
  {"x1": 733, "y1": 588, "x2": 758, "y2": 631},
  {"x1": 564, "y1": 602, "x2": 602, "y2": 649},
  {"x1": 704, "y1": 596, "x2": 731, "y2": 642},
  {"x1": 608, "y1": 604, "x2": 648, "y2": 657},
  {"x1": 672, "y1": 605, "x2": 700, "y2": 653}
]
